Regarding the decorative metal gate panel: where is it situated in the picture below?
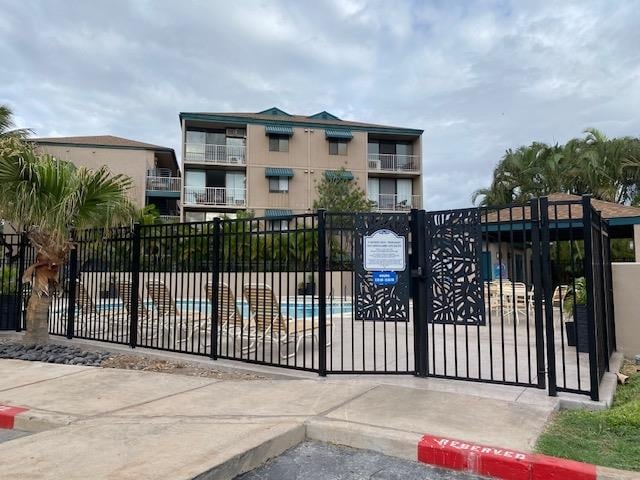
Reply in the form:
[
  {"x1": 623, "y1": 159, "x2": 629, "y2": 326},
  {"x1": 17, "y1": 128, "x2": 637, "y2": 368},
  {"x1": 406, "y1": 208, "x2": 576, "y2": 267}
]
[{"x1": 425, "y1": 209, "x2": 485, "y2": 326}]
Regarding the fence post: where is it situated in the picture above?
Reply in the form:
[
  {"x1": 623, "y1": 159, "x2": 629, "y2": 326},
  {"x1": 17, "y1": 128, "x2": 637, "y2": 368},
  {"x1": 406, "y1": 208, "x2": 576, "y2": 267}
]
[
  {"x1": 16, "y1": 233, "x2": 27, "y2": 332},
  {"x1": 210, "y1": 217, "x2": 221, "y2": 360},
  {"x1": 317, "y1": 209, "x2": 328, "y2": 377},
  {"x1": 129, "y1": 223, "x2": 141, "y2": 348},
  {"x1": 539, "y1": 197, "x2": 557, "y2": 396},
  {"x1": 410, "y1": 208, "x2": 428, "y2": 377},
  {"x1": 582, "y1": 195, "x2": 600, "y2": 401},
  {"x1": 66, "y1": 235, "x2": 78, "y2": 339},
  {"x1": 530, "y1": 199, "x2": 547, "y2": 390}
]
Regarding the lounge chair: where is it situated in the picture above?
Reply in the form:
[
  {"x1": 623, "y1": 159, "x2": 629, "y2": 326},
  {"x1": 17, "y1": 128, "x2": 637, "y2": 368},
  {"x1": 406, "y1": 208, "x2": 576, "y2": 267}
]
[
  {"x1": 243, "y1": 283, "x2": 331, "y2": 359},
  {"x1": 145, "y1": 280, "x2": 208, "y2": 348},
  {"x1": 74, "y1": 281, "x2": 125, "y2": 338},
  {"x1": 206, "y1": 281, "x2": 245, "y2": 333},
  {"x1": 115, "y1": 280, "x2": 169, "y2": 345}
]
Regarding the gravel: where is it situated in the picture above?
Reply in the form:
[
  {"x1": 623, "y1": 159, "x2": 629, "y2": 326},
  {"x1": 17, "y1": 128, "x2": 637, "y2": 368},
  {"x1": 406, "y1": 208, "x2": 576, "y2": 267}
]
[
  {"x1": 0, "y1": 342, "x2": 110, "y2": 366},
  {"x1": 0, "y1": 339, "x2": 265, "y2": 379},
  {"x1": 101, "y1": 354, "x2": 265, "y2": 380}
]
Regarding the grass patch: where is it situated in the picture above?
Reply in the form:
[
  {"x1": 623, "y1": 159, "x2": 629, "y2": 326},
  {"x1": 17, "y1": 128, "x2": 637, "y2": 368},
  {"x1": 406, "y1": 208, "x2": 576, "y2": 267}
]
[{"x1": 536, "y1": 362, "x2": 640, "y2": 471}]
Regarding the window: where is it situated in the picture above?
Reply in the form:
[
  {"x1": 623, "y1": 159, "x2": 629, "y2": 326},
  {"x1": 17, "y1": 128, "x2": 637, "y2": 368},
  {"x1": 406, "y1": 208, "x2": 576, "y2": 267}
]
[
  {"x1": 269, "y1": 136, "x2": 289, "y2": 152},
  {"x1": 269, "y1": 219, "x2": 289, "y2": 231},
  {"x1": 185, "y1": 130, "x2": 225, "y2": 161},
  {"x1": 329, "y1": 140, "x2": 348, "y2": 155},
  {"x1": 269, "y1": 176, "x2": 289, "y2": 193}
]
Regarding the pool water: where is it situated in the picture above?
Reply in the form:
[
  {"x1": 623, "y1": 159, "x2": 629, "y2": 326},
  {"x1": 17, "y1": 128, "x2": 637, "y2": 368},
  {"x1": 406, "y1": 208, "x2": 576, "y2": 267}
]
[{"x1": 58, "y1": 298, "x2": 353, "y2": 318}]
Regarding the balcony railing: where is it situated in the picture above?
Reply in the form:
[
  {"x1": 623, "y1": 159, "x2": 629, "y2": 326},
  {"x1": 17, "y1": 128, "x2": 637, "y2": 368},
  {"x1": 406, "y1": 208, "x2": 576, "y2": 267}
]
[
  {"x1": 372, "y1": 194, "x2": 422, "y2": 211},
  {"x1": 183, "y1": 186, "x2": 246, "y2": 207},
  {"x1": 368, "y1": 154, "x2": 420, "y2": 173},
  {"x1": 146, "y1": 176, "x2": 181, "y2": 192},
  {"x1": 158, "y1": 215, "x2": 181, "y2": 224},
  {"x1": 184, "y1": 144, "x2": 246, "y2": 165}
]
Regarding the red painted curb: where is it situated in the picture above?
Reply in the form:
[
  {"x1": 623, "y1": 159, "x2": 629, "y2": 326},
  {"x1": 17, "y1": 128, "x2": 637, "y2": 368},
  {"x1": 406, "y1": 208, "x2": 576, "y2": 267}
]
[
  {"x1": 418, "y1": 434, "x2": 596, "y2": 480},
  {"x1": 0, "y1": 404, "x2": 29, "y2": 429}
]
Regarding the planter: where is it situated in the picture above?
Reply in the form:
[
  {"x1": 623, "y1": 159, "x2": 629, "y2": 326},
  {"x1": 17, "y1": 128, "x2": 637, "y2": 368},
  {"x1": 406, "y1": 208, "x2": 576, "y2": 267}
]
[
  {"x1": 0, "y1": 294, "x2": 19, "y2": 330},
  {"x1": 565, "y1": 305, "x2": 590, "y2": 353}
]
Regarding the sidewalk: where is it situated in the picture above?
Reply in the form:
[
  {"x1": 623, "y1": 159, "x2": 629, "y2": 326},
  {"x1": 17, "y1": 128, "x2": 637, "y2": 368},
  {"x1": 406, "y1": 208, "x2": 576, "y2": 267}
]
[
  {"x1": 0, "y1": 358, "x2": 558, "y2": 479},
  {"x1": 1, "y1": 357, "x2": 634, "y2": 479}
]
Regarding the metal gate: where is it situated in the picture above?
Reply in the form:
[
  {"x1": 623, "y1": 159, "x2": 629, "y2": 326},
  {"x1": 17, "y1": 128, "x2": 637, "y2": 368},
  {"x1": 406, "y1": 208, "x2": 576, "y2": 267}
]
[
  {"x1": 411, "y1": 196, "x2": 615, "y2": 399},
  {"x1": 412, "y1": 205, "x2": 546, "y2": 388}
]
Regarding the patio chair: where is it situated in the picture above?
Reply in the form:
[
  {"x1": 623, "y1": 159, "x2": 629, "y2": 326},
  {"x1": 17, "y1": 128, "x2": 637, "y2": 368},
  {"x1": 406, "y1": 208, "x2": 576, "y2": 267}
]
[
  {"x1": 145, "y1": 280, "x2": 208, "y2": 348},
  {"x1": 552, "y1": 285, "x2": 569, "y2": 309},
  {"x1": 243, "y1": 283, "x2": 332, "y2": 359}
]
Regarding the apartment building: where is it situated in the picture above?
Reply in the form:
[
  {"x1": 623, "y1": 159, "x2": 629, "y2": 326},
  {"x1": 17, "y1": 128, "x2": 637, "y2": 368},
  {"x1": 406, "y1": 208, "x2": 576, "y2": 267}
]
[
  {"x1": 180, "y1": 107, "x2": 423, "y2": 225},
  {"x1": 32, "y1": 135, "x2": 181, "y2": 222}
]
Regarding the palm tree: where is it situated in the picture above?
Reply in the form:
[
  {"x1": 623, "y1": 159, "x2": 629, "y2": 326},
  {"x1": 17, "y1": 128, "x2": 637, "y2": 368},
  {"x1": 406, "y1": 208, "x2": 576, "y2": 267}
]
[
  {"x1": 474, "y1": 129, "x2": 640, "y2": 206},
  {"x1": 0, "y1": 104, "x2": 32, "y2": 140},
  {"x1": 0, "y1": 138, "x2": 135, "y2": 344}
]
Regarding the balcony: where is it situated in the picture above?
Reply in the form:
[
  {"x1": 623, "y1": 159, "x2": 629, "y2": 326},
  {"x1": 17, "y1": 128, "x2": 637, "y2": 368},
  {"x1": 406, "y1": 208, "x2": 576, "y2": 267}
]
[
  {"x1": 368, "y1": 154, "x2": 420, "y2": 174},
  {"x1": 184, "y1": 144, "x2": 246, "y2": 165},
  {"x1": 183, "y1": 186, "x2": 246, "y2": 207},
  {"x1": 146, "y1": 175, "x2": 181, "y2": 193},
  {"x1": 372, "y1": 194, "x2": 422, "y2": 212}
]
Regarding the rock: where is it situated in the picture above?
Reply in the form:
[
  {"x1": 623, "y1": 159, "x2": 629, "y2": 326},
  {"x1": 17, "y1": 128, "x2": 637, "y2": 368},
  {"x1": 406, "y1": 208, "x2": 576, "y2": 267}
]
[{"x1": 0, "y1": 342, "x2": 113, "y2": 367}]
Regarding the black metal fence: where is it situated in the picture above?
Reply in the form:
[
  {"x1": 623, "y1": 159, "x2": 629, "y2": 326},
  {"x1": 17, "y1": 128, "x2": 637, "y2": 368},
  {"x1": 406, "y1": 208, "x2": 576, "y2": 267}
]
[{"x1": 0, "y1": 196, "x2": 616, "y2": 400}]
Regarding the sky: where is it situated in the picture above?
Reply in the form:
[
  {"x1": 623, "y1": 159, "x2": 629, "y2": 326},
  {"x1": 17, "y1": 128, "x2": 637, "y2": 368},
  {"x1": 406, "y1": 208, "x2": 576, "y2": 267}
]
[{"x1": 1, "y1": 0, "x2": 639, "y2": 210}]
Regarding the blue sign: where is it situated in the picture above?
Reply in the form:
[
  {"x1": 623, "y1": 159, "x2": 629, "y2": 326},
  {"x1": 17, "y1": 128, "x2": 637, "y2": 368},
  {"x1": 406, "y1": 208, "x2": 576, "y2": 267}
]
[{"x1": 373, "y1": 271, "x2": 398, "y2": 286}]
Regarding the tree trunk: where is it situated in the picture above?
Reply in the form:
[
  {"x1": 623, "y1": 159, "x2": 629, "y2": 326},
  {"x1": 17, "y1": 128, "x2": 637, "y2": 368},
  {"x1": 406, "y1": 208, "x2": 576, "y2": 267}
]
[{"x1": 23, "y1": 293, "x2": 51, "y2": 345}]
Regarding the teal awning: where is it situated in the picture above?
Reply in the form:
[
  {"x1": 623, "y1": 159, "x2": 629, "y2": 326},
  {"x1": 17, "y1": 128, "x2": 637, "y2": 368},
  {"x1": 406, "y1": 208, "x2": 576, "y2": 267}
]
[
  {"x1": 264, "y1": 124, "x2": 294, "y2": 136},
  {"x1": 265, "y1": 209, "x2": 293, "y2": 219},
  {"x1": 325, "y1": 128, "x2": 353, "y2": 140},
  {"x1": 325, "y1": 170, "x2": 354, "y2": 180},
  {"x1": 265, "y1": 167, "x2": 294, "y2": 178}
]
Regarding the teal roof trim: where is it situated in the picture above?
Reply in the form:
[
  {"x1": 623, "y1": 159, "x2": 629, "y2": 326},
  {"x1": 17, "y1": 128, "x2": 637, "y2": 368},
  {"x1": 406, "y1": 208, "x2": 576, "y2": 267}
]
[
  {"x1": 606, "y1": 216, "x2": 640, "y2": 226},
  {"x1": 257, "y1": 107, "x2": 291, "y2": 116},
  {"x1": 325, "y1": 128, "x2": 353, "y2": 140},
  {"x1": 265, "y1": 209, "x2": 294, "y2": 219},
  {"x1": 325, "y1": 170, "x2": 354, "y2": 181},
  {"x1": 146, "y1": 191, "x2": 180, "y2": 199},
  {"x1": 309, "y1": 111, "x2": 341, "y2": 120},
  {"x1": 264, "y1": 125, "x2": 294, "y2": 136},
  {"x1": 265, "y1": 167, "x2": 294, "y2": 178},
  {"x1": 179, "y1": 113, "x2": 423, "y2": 136}
]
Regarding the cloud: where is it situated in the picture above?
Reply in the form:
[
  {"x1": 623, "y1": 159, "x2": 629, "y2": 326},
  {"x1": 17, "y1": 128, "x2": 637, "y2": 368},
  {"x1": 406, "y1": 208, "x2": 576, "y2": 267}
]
[{"x1": 0, "y1": 0, "x2": 638, "y2": 209}]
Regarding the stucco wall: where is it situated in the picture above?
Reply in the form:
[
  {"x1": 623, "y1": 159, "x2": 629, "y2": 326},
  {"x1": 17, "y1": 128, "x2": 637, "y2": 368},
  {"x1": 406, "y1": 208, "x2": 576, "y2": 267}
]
[
  {"x1": 37, "y1": 144, "x2": 155, "y2": 208},
  {"x1": 611, "y1": 262, "x2": 640, "y2": 358},
  {"x1": 245, "y1": 124, "x2": 368, "y2": 214}
]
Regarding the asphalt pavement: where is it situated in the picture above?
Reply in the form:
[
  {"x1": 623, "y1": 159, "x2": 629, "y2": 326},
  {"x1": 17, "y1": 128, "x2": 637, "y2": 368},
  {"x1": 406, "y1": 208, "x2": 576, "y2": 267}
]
[{"x1": 236, "y1": 441, "x2": 485, "y2": 480}]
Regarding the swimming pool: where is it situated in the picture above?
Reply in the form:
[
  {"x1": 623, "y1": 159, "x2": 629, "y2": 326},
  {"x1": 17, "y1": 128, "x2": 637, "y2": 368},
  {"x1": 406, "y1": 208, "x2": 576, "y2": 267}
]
[{"x1": 55, "y1": 298, "x2": 353, "y2": 319}]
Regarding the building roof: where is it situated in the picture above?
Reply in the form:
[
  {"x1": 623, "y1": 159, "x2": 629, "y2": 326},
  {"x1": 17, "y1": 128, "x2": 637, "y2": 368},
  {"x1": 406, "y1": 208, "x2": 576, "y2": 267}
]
[
  {"x1": 31, "y1": 135, "x2": 174, "y2": 152},
  {"x1": 486, "y1": 193, "x2": 640, "y2": 224},
  {"x1": 179, "y1": 108, "x2": 423, "y2": 136}
]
